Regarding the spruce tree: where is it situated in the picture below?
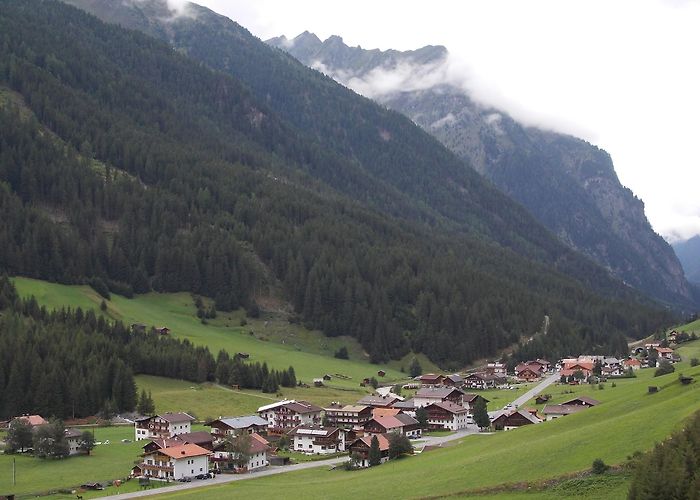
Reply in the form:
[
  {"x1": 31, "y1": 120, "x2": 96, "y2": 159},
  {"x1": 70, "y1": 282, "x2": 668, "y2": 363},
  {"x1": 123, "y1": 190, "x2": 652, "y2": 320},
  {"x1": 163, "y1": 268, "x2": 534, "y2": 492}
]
[{"x1": 368, "y1": 435, "x2": 381, "y2": 466}]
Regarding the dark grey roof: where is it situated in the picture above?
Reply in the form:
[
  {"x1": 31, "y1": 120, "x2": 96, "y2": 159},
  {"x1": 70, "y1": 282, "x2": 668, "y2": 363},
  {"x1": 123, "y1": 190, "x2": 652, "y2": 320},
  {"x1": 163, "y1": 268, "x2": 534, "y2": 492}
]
[{"x1": 212, "y1": 415, "x2": 268, "y2": 429}]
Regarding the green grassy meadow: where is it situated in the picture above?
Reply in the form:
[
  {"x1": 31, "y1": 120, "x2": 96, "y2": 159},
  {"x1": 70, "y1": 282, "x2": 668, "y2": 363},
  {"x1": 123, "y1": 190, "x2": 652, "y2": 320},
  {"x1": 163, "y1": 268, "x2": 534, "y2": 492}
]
[
  {"x1": 148, "y1": 341, "x2": 700, "y2": 499},
  {"x1": 11, "y1": 277, "x2": 413, "y2": 388},
  {"x1": 0, "y1": 426, "x2": 140, "y2": 496}
]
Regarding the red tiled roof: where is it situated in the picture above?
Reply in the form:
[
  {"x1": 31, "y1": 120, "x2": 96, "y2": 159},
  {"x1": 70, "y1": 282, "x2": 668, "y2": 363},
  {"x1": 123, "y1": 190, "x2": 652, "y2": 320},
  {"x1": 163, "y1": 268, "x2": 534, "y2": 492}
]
[
  {"x1": 158, "y1": 443, "x2": 210, "y2": 459},
  {"x1": 351, "y1": 433, "x2": 390, "y2": 451},
  {"x1": 15, "y1": 415, "x2": 48, "y2": 427}
]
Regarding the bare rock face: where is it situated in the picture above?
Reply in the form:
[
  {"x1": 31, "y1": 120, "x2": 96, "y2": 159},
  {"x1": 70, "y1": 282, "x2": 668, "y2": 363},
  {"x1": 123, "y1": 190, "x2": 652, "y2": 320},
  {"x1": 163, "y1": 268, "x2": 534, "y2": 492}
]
[{"x1": 268, "y1": 33, "x2": 694, "y2": 307}]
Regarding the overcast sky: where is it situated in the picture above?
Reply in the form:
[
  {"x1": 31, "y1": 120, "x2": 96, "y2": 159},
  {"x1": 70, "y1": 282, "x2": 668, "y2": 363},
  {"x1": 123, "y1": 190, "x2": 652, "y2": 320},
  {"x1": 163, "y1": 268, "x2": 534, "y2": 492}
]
[{"x1": 184, "y1": 0, "x2": 700, "y2": 242}]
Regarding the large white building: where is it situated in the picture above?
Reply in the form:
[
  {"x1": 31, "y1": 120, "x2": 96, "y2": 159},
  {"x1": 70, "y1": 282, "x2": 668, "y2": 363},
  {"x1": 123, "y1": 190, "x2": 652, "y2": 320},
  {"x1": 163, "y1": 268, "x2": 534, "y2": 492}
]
[
  {"x1": 287, "y1": 425, "x2": 347, "y2": 455},
  {"x1": 424, "y1": 402, "x2": 471, "y2": 431},
  {"x1": 212, "y1": 433, "x2": 270, "y2": 472},
  {"x1": 134, "y1": 412, "x2": 195, "y2": 441},
  {"x1": 141, "y1": 443, "x2": 210, "y2": 480},
  {"x1": 257, "y1": 400, "x2": 322, "y2": 431}
]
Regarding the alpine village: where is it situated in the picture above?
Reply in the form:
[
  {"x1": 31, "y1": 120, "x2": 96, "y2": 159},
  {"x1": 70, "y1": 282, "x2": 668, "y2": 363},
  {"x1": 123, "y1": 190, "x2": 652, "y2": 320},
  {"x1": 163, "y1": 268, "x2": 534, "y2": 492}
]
[{"x1": 0, "y1": 1, "x2": 699, "y2": 500}]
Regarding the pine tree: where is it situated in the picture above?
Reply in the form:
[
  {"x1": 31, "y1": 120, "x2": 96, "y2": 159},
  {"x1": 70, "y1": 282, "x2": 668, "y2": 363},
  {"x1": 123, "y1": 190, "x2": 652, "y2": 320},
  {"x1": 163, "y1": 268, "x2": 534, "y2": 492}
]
[
  {"x1": 473, "y1": 397, "x2": 490, "y2": 430},
  {"x1": 368, "y1": 435, "x2": 381, "y2": 466}
]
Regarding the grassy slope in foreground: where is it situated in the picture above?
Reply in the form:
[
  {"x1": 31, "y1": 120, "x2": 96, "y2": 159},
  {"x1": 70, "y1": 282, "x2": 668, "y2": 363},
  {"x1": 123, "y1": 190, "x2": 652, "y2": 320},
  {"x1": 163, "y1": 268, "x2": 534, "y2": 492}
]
[
  {"x1": 11, "y1": 277, "x2": 413, "y2": 387},
  {"x1": 152, "y1": 341, "x2": 700, "y2": 499}
]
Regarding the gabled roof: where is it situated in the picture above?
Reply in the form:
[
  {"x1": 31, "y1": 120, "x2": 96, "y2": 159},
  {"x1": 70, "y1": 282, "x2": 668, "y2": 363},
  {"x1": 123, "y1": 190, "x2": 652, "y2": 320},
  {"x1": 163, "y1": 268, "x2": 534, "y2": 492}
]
[
  {"x1": 372, "y1": 408, "x2": 401, "y2": 418},
  {"x1": 542, "y1": 404, "x2": 586, "y2": 416},
  {"x1": 64, "y1": 428, "x2": 82, "y2": 439},
  {"x1": 14, "y1": 415, "x2": 48, "y2": 427},
  {"x1": 427, "y1": 401, "x2": 468, "y2": 414},
  {"x1": 394, "y1": 413, "x2": 420, "y2": 426},
  {"x1": 210, "y1": 415, "x2": 268, "y2": 429},
  {"x1": 284, "y1": 401, "x2": 323, "y2": 414},
  {"x1": 173, "y1": 431, "x2": 213, "y2": 446},
  {"x1": 418, "y1": 373, "x2": 444, "y2": 381},
  {"x1": 562, "y1": 361, "x2": 595, "y2": 371},
  {"x1": 463, "y1": 393, "x2": 490, "y2": 403},
  {"x1": 415, "y1": 387, "x2": 465, "y2": 399},
  {"x1": 158, "y1": 412, "x2": 195, "y2": 424},
  {"x1": 561, "y1": 396, "x2": 600, "y2": 406},
  {"x1": 349, "y1": 433, "x2": 390, "y2": 451},
  {"x1": 330, "y1": 405, "x2": 370, "y2": 413},
  {"x1": 446, "y1": 374, "x2": 464, "y2": 383},
  {"x1": 357, "y1": 395, "x2": 399, "y2": 407},
  {"x1": 624, "y1": 358, "x2": 642, "y2": 365},
  {"x1": 393, "y1": 399, "x2": 416, "y2": 410},
  {"x1": 491, "y1": 409, "x2": 541, "y2": 425},
  {"x1": 157, "y1": 443, "x2": 210, "y2": 459},
  {"x1": 256, "y1": 400, "x2": 322, "y2": 414},
  {"x1": 655, "y1": 347, "x2": 674, "y2": 354}
]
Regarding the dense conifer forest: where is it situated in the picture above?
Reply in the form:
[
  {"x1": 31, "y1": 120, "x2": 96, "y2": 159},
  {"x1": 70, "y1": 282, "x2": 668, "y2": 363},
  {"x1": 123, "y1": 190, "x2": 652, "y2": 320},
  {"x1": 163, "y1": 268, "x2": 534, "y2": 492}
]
[
  {"x1": 0, "y1": 276, "x2": 296, "y2": 420},
  {"x1": 0, "y1": 1, "x2": 675, "y2": 369}
]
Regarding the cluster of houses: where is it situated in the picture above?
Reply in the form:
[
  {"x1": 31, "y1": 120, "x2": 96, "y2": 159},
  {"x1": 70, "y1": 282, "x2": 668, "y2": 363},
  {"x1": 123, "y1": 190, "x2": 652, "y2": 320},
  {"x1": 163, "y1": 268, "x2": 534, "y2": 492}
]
[
  {"x1": 487, "y1": 395, "x2": 601, "y2": 430},
  {"x1": 1, "y1": 414, "x2": 88, "y2": 456},
  {"x1": 131, "y1": 377, "x2": 492, "y2": 478},
  {"x1": 630, "y1": 342, "x2": 681, "y2": 367}
]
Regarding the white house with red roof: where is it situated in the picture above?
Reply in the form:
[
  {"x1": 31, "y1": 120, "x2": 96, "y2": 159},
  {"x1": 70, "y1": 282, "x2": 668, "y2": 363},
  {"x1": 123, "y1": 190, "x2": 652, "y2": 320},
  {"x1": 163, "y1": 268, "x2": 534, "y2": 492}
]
[{"x1": 141, "y1": 443, "x2": 210, "y2": 480}]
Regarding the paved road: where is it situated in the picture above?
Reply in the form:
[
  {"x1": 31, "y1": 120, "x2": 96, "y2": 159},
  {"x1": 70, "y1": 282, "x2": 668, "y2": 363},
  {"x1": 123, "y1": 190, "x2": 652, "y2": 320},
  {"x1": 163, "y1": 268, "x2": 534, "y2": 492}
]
[
  {"x1": 509, "y1": 372, "x2": 560, "y2": 408},
  {"x1": 106, "y1": 383, "x2": 546, "y2": 499}
]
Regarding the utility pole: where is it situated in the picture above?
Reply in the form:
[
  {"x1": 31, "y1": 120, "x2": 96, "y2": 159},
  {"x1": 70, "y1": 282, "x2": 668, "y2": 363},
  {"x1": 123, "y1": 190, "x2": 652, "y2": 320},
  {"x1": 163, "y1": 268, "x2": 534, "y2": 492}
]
[{"x1": 13, "y1": 457, "x2": 16, "y2": 486}]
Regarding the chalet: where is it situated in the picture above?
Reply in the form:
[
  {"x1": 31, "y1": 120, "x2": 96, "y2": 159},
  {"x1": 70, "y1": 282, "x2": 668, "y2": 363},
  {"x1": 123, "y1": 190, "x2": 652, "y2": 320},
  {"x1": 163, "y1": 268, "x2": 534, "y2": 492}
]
[
  {"x1": 377, "y1": 370, "x2": 386, "y2": 377},
  {"x1": 560, "y1": 396, "x2": 599, "y2": 407},
  {"x1": 323, "y1": 374, "x2": 332, "y2": 381},
  {"x1": 417, "y1": 373, "x2": 445, "y2": 386},
  {"x1": 313, "y1": 378, "x2": 324, "y2": 387},
  {"x1": 347, "y1": 433, "x2": 390, "y2": 467},
  {"x1": 142, "y1": 432, "x2": 214, "y2": 454},
  {"x1": 154, "y1": 327, "x2": 170, "y2": 336},
  {"x1": 462, "y1": 393, "x2": 490, "y2": 415},
  {"x1": 443, "y1": 374, "x2": 464, "y2": 387},
  {"x1": 13, "y1": 414, "x2": 48, "y2": 427},
  {"x1": 425, "y1": 401, "x2": 470, "y2": 430},
  {"x1": 541, "y1": 404, "x2": 586, "y2": 421},
  {"x1": 490, "y1": 409, "x2": 541, "y2": 430},
  {"x1": 464, "y1": 372, "x2": 506, "y2": 390},
  {"x1": 413, "y1": 387, "x2": 466, "y2": 408},
  {"x1": 363, "y1": 414, "x2": 422, "y2": 438},
  {"x1": 324, "y1": 405, "x2": 373, "y2": 429},
  {"x1": 654, "y1": 347, "x2": 675, "y2": 360},
  {"x1": 207, "y1": 416, "x2": 268, "y2": 437},
  {"x1": 235, "y1": 352, "x2": 250, "y2": 359},
  {"x1": 667, "y1": 331, "x2": 678, "y2": 343},
  {"x1": 623, "y1": 358, "x2": 642, "y2": 370},
  {"x1": 65, "y1": 428, "x2": 84, "y2": 456},
  {"x1": 287, "y1": 425, "x2": 347, "y2": 454},
  {"x1": 140, "y1": 443, "x2": 210, "y2": 480},
  {"x1": 356, "y1": 395, "x2": 400, "y2": 408},
  {"x1": 515, "y1": 366, "x2": 541, "y2": 382},
  {"x1": 134, "y1": 412, "x2": 195, "y2": 441},
  {"x1": 257, "y1": 400, "x2": 322, "y2": 431},
  {"x1": 212, "y1": 433, "x2": 269, "y2": 472}
]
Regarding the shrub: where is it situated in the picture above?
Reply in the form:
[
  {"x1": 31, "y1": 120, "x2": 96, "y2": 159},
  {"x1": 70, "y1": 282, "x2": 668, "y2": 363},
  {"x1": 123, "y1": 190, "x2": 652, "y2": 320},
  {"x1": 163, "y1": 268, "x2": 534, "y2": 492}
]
[
  {"x1": 591, "y1": 458, "x2": 609, "y2": 474},
  {"x1": 691, "y1": 358, "x2": 699, "y2": 367},
  {"x1": 654, "y1": 360, "x2": 675, "y2": 377},
  {"x1": 239, "y1": 318, "x2": 247, "y2": 326},
  {"x1": 334, "y1": 346, "x2": 349, "y2": 359}
]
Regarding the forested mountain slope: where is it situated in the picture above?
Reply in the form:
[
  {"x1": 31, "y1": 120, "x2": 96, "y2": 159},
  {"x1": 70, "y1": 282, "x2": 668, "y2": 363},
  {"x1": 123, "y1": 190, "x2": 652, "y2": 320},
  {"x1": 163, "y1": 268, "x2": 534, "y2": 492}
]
[
  {"x1": 65, "y1": 0, "x2": 646, "y2": 300},
  {"x1": 0, "y1": 0, "x2": 672, "y2": 367},
  {"x1": 267, "y1": 32, "x2": 695, "y2": 309}
]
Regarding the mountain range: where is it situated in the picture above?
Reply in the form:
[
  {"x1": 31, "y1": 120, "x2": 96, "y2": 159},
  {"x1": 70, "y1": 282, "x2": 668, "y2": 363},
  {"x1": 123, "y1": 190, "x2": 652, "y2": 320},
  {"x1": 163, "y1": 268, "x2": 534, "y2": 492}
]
[
  {"x1": 673, "y1": 236, "x2": 700, "y2": 285},
  {"x1": 267, "y1": 32, "x2": 695, "y2": 309},
  {"x1": 0, "y1": 0, "x2": 676, "y2": 368}
]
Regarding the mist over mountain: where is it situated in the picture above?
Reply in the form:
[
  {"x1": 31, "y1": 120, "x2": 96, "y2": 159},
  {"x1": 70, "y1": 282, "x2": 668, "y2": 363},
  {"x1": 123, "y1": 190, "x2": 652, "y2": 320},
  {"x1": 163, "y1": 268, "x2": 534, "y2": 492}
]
[
  {"x1": 673, "y1": 236, "x2": 700, "y2": 285},
  {"x1": 268, "y1": 32, "x2": 695, "y2": 309}
]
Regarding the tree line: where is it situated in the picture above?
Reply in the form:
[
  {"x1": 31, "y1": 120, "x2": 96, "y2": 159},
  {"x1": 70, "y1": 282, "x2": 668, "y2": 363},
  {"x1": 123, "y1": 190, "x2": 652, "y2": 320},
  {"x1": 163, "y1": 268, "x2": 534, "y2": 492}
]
[{"x1": 0, "y1": 276, "x2": 296, "y2": 420}]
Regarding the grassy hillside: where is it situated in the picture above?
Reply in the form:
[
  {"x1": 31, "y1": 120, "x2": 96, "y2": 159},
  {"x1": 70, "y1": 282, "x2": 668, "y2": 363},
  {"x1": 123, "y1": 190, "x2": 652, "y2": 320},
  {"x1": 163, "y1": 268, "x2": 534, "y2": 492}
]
[
  {"x1": 12, "y1": 277, "x2": 416, "y2": 387},
  {"x1": 153, "y1": 341, "x2": 700, "y2": 499}
]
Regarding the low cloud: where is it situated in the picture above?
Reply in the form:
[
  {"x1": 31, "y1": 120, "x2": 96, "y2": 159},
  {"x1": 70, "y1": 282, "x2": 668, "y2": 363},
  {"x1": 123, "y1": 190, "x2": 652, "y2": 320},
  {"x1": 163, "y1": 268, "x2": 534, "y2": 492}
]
[{"x1": 126, "y1": 0, "x2": 195, "y2": 20}]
